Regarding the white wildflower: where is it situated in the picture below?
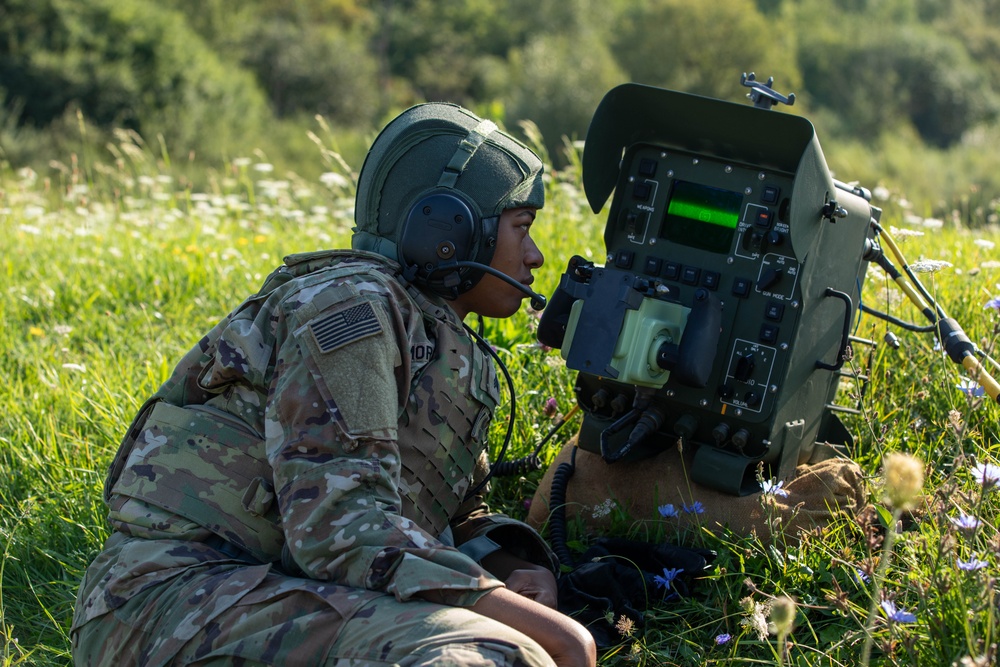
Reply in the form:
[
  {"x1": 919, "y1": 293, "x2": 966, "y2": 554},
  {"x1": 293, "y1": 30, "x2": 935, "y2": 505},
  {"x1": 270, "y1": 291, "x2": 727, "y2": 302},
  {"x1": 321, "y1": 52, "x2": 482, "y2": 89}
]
[
  {"x1": 740, "y1": 596, "x2": 771, "y2": 641},
  {"x1": 591, "y1": 498, "x2": 616, "y2": 519},
  {"x1": 320, "y1": 172, "x2": 349, "y2": 188},
  {"x1": 909, "y1": 260, "x2": 953, "y2": 273},
  {"x1": 890, "y1": 226, "x2": 925, "y2": 238}
]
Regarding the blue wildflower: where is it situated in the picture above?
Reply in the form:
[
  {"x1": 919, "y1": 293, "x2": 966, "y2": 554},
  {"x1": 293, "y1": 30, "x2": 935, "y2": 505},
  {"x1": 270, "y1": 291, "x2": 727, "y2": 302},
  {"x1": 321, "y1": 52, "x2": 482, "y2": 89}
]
[
  {"x1": 653, "y1": 567, "x2": 683, "y2": 591},
  {"x1": 658, "y1": 503, "x2": 680, "y2": 518},
  {"x1": 956, "y1": 378, "x2": 986, "y2": 397},
  {"x1": 949, "y1": 513, "x2": 982, "y2": 531},
  {"x1": 957, "y1": 556, "x2": 989, "y2": 572},
  {"x1": 985, "y1": 296, "x2": 1000, "y2": 310},
  {"x1": 761, "y1": 479, "x2": 789, "y2": 497},
  {"x1": 715, "y1": 633, "x2": 732, "y2": 645},
  {"x1": 854, "y1": 568, "x2": 871, "y2": 584},
  {"x1": 683, "y1": 501, "x2": 705, "y2": 514},
  {"x1": 880, "y1": 600, "x2": 917, "y2": 623},
  {"x1": 971, "y1": 461, "x2": 1000, "y2": 488}
]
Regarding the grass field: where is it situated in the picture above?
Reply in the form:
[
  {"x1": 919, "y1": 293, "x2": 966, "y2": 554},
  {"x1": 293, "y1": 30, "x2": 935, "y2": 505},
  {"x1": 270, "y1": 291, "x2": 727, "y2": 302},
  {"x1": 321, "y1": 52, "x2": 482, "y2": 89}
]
[{"x1": 2, "y1": 133, "x2": 999, "y2": 666}]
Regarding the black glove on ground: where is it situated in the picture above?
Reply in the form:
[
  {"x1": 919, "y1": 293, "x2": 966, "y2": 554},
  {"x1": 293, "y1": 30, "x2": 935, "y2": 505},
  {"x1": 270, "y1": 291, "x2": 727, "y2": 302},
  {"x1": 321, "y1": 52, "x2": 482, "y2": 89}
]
[{"x1": 557, "y1": 537, "x2": 716, "y2": 647}]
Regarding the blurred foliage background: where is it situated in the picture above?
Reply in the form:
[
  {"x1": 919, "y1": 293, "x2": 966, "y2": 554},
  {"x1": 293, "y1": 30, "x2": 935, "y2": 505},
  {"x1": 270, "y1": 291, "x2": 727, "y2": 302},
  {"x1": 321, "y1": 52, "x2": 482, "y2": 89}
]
[{"x1": 3, "y1": 0, "x2": 1000, "y2": 221}]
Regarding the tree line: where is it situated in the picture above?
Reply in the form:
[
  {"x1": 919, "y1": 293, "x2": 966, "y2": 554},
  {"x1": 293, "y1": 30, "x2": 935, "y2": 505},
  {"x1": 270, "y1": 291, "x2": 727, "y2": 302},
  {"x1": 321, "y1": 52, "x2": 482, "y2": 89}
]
[{"x1": 3, "y1": 0, "x2": 1000, "y2": 218}]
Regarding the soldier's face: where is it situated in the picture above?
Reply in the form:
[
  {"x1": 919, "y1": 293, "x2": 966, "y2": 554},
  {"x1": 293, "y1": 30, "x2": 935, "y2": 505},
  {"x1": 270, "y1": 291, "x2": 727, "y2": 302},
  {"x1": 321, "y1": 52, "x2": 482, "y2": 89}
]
[{"x1": 451, "y1": 206, "x2": 543, "y2": 320}]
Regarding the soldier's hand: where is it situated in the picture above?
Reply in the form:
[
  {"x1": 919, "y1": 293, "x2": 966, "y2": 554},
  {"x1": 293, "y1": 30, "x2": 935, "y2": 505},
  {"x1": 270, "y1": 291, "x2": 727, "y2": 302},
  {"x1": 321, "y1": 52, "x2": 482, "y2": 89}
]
[
  {"x1": 472, "y1": 587, "x2": 597, "y2": 667},
  {"x1": 504, "y1": 566, "x2": 558, "y2": 608},
  {"x1": 481, "y1": 550, "x2": 559, "y2": 608}
]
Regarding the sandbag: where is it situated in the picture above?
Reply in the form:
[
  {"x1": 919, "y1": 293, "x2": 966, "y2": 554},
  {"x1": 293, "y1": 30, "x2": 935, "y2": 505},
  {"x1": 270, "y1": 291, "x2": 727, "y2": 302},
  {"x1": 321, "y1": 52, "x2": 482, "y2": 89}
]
[{"x1": 528, "y1": 437, "x2": 869, "y2": 541}]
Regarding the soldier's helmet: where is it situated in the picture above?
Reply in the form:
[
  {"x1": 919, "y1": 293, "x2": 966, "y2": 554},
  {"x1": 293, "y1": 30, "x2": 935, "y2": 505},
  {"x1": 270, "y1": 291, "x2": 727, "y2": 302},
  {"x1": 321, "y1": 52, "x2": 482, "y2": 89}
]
[{"x1": 352, "y1": 103, "x2": 544, "y2": 299}]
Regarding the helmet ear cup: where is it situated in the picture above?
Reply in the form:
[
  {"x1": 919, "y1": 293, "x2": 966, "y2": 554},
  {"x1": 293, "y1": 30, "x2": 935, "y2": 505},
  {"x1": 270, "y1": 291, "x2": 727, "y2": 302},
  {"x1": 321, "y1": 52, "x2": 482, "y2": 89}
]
[{"x1": 399, "y1": 189, "x2": 494, "y2": 297}]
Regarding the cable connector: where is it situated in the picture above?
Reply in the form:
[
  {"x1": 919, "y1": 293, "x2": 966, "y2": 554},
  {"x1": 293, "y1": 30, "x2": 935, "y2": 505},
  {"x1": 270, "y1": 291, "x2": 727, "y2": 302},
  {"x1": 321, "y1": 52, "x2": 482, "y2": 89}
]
[{"x1": 937, "y1": 318, "x2": 976, "y2": 364}]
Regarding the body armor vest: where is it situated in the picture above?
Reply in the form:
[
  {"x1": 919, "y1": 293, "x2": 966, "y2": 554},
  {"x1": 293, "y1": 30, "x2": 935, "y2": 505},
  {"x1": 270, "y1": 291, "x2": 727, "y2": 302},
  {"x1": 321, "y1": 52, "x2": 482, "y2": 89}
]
[
  {"x1": 397, "y1": 287, "x2": 500, "y2": 538},
  {"x1": 104, "y1": 251, "x2": 499, "y2": 564}
]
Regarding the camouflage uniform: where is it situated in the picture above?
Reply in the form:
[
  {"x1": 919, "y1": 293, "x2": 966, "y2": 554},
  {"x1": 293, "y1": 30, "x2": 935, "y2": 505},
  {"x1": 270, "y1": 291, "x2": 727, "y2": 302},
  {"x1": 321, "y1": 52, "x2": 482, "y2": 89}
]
[{"x1": 72, "y1": 250, "x2": 558, "y2": 666}]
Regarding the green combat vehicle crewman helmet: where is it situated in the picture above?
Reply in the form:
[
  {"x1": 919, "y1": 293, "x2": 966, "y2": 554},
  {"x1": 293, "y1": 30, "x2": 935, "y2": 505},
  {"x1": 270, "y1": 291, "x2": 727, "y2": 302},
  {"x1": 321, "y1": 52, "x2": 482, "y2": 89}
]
[{"x1": 352, "y1": 102, "x2": 545, "y2": 299}]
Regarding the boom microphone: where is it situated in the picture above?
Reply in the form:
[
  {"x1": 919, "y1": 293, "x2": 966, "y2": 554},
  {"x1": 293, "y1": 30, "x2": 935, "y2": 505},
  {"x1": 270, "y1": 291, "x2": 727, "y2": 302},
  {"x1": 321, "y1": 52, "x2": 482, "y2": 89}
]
[{"x1": 430, "y1": 261, "x2": 547, "y2": 310}]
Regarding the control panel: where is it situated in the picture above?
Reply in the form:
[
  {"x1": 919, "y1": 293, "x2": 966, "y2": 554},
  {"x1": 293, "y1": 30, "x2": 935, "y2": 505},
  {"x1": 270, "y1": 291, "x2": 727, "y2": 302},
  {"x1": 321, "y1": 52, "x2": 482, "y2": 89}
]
[
  {"x1": 610, "y1": 145, "x2": 797, "y2": 425},
  {"x1": 538, "y1": 83, "x2": 879, "y2": 495}
]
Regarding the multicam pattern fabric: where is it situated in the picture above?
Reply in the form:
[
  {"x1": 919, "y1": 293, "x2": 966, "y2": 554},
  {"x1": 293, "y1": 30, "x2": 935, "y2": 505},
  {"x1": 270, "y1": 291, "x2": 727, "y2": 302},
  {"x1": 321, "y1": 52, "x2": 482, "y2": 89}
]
[{"x1": 73, "y1": 251, "x2": 556, "y2": 666}]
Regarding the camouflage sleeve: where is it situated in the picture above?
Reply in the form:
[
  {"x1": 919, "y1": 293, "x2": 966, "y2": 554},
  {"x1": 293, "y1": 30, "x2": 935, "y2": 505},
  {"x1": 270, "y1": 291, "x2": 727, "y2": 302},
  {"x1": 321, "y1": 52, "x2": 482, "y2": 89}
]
[{"x1": 265, "y1": 281, "x2": 503, "y2": 606}]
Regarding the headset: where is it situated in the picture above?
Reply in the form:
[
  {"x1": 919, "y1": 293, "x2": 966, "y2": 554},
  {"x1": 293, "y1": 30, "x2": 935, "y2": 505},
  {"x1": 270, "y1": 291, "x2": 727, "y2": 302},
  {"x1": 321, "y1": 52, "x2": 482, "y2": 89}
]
[
  {"x1": 397, "y1": 119, "x2": 547, "y2": 309},
  {"x1": 398, "y1": 187, "x2": 499, "y2": 298}
]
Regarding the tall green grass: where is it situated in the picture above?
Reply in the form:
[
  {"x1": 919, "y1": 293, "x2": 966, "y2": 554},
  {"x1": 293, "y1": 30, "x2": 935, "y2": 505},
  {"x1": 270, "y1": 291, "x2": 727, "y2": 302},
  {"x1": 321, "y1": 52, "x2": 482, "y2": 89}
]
[{"x1": 1, "y1": 132, "x2": 999, "y2": 666}]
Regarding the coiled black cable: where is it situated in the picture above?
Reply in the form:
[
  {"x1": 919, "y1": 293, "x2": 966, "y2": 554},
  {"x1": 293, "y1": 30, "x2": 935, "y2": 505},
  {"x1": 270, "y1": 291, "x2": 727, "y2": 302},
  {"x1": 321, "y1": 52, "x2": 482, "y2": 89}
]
[
  {"x1": 462, "y1": 314, "x2": 582, "y2": 498},
  {"x1": 492, "y1": 404, "x2": 581, "y2": 478},
  {"x1": 548, "y1": 446, "x2": 578, "y2": 568},
  {"x1": 490, "y1": 453, "x2": 543, "y2": 477}
]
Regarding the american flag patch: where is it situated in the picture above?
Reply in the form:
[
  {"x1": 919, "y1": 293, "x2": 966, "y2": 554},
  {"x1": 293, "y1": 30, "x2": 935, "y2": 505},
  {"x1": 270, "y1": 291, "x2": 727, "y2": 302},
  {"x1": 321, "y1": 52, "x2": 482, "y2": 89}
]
[{"x1": 309, "y1": 302, "x2": 383, "y2": 353}]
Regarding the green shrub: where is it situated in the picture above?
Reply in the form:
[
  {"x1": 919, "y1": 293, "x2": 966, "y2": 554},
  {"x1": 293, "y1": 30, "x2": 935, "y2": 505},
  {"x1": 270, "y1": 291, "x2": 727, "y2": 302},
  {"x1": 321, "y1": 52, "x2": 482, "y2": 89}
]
[
  {"x1": 0, "y1": 0, "x2": 270, "y2": 160},
  {"x1": 506, "y1": 33, "x2": 626, "y2": 167}
]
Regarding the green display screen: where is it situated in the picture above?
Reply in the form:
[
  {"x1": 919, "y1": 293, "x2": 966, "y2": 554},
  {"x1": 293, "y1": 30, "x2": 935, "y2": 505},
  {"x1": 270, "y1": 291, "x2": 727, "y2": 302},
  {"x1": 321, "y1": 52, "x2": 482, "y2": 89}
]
[{"x1": 661, "y1": 180, "x2": 742, "y2": 253}]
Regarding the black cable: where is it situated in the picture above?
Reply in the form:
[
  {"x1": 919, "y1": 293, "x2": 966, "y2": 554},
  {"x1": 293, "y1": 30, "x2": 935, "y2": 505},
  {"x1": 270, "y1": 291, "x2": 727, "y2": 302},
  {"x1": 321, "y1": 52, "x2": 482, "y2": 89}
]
[
  {"x1": 859, "y1": 303, "x2": 937, "y2": 333},
  {"x1": 902, "y1": 261, "x2": 948, "y2": 322},
  {"x1": 872, "y1": 222, "x2": 946, "y2": 323},
  {"x1": 548, "y1": 446, "x2": 578, "y2": 568},
  {"x1": 491, "y1": 405, "x2": 579, "y2": 477},
  {"x1": 489, "y1": 452, "x2": 543, "y2": 477},
  {"x1": 429, "y1": 260, "x2": 547, "y2": 310},
  {"x1": 870, "y1": 223, "x2": 1000, "y2": 402},
  {"x1": 463, "y1": 321, "x2": 517, "y2": 500}
]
